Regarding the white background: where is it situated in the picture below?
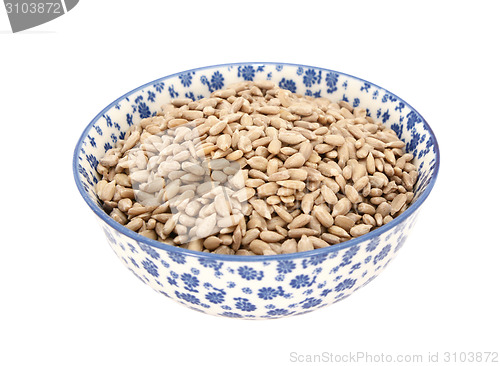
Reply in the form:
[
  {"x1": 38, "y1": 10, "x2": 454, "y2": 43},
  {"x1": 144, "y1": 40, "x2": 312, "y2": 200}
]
[{"x1": 1, "y1": 1, "x2": 499, "y2": 365}]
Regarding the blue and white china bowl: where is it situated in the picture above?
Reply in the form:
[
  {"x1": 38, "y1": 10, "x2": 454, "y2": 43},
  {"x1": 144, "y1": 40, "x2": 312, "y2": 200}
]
[{"x1": 73, "y1": 63, "x2": 439, "y2": 319}]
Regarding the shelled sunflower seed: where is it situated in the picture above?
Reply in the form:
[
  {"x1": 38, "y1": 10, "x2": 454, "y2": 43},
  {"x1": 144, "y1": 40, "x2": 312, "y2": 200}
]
[{"x1": 95, "y1": 80, "x2": 418, "y2": 255}]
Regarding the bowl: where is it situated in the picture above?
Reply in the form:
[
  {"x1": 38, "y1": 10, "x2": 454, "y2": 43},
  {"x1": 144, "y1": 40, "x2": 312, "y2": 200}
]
[{"x1": 73, "y1": 62, "x2": 439, "y2": 319}]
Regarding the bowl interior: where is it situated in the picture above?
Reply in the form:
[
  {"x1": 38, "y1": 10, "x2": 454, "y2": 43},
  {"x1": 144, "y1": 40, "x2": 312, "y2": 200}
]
[{"x1": 73, "y1": 62, "x2": 439, "y2": 257}]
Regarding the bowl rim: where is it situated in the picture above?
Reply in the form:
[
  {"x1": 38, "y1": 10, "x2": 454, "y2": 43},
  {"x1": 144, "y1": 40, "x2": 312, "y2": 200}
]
[{"x1": 73, "y1": 61, "x2": 440, "y2": 262}]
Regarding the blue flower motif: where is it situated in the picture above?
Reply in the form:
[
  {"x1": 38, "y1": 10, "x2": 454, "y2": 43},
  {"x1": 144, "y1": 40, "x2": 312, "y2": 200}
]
[
  {"x1": 168, "y1": 252, "x2": 186, "y2": 264},
  {"x1": 303, "y1": 68, "x2": 318, "y2": 87},
  {"x1": 406, "y1": 110, "x2": 421, "y2": 130},
  {"x1": 364, "y1": 255, "x2": 372, "y2": 264},
  {"x1": 191, "y1": 268, "x2": 200, "y2": 275},
  {"x1": 124, "y1": 114, "x2": 133, "y2": 127},
  {"x1": 179, "y1": 72, "x2": 193, "y2": 87},
  {"x1": 241, "y1": 287, "x2": 253, "y2": 294},
  {"x1": 86, "y1": 154, "x2": 98, "y2": 169},
  {"x1": 382, "y1": 93, "x2": 397, "y2": 103},
  {"x1": 296, "y1": 66, "x2": 304, "y2": 75},
  {"x1": 373, "y1": 244, "x2": 392, "y2": 265},
  {"x1": 328, "y1": 251, "x2": 339, "y2": 260},
  {"x1": 290, "y1": 274, "x2": 311, "y2": 289},
  {"x1": 278, "y1": 78, "x2": 297, "y2": 93},
  {"x1": 166, "y1": 276, "x2": 177, "y2": 287},
  {"x1": 308, "y1": 253, "x2": 328, "y2": 266},
  {"x1": 277, "y1": 260, "x2": 296, "y2": 274},
  {"x1": 141, "y1": 258, "x2": 159, "y2": 278},
  {"x1": 221, "y1": 311, "x2": 243, "y2": 318},
  {"x1": 205, "y1": 292, "x2": 225, "y2": 304},
  {"x1": 366, "y1": 237, "x2": 380, "y2": 252},
  {"x1": 257, "y1": 286, "x2": 284, "y2": 300},
  {"x1": 103, "y1": 228, "x2": 115, "y2": 244},
  {"x1": 341, "y1": 245, "x2": 359, "y2": 266},
  {"x1": 267, "y1": 308, "x2": 289, "y2": 316},
  {"x1": 160, "y1": 259, "x2": 170, "y2": 268},
  {"x1": 360, "y1": 82, "x2": 371, "y2": 92},
  {"x1": 175, "y1": 291, "x2": 200, "y2": 305},
  {"x1": 103, "y1": 114, "x2": 112, "y2": 127},
  {"x1": 147, "y1": 90, "x2": 156, "y2": 102},
  {"x1": 391, "y1": 122, "x2": 403, "y2": 139},
  {"x1": 137, "y1": 102, "x2": 151, "y2": 119},
  {"x1": 406, "y1": 131, "x2": 421, "y2": 153},
  {"x1": 181, "y1": 273, "x2": 199, "y2": 292},
  {"x1": 275, "y1": 64, "x2": 283, "y2": 71},
  {"x1": 78, "y1": 165, "x2": 89, "y2": 183},
  {"x1": 395, "y1": 240, "x2": 404, "y2": 253},
  {"x1": 313, "y1": 90, "x2": 321, "y2": 98},
  {"x1": 198, "y1": 258, "x2": 223, "y2": 271},
  {"x1": 301, "y1": 297, "x2": 322, "y2": 309},
  {"x1": 128, "y1": 257, "x2": 139, "y2": 268},
  {"x1": 234, "y1": 297, "x2": 256, "y2": 312},
  {"x1": 382, "y1": 109, "x2": 391, "y2": 123},
  {"x1": 326, "y1": 71, "x2": 339, "y2": 93},
  {"x1": 138, "y1": 243, "x2": 160, "y2": 259},
  {"x1": 211, "y1": 71, "x2": 224, "y2": 90},
  {"x1": 238, "y1": 65, "x2": 255, "y2": 81},
  {"x1": 335, "y1": 278, "x2": 357, "y2": 292},
  {"x1": 320, "y1": 288, "x2": 333, "y2": 297},
  {"x1": 349, "y1": 262, "x2": 361, "y2": 274},
  {"x1": 237, "y1": 266, "x2": 263, "y2": 280},
  {"x1": 168, "y1": 85, "x2": 178, "y2": 98},
  {"x1": 275, "y1": 274, "x2": 284, "y2": 281},
  {"x1": 154, "y1": 82, "x2": 164, "y2": 92}
]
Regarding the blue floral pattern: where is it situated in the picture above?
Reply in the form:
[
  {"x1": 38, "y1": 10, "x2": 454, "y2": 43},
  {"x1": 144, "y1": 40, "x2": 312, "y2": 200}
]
[{"x1": 74, "y1": 63, "x2": 439, "y2": 319}]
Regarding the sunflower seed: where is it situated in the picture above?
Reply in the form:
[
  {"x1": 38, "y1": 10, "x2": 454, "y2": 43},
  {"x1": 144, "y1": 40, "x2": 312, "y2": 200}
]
[
  {"x1": 284, "y1": 153, "x2": 306, "y2": 168},
  {"x1": 297, "y1": 235, "x2": 314, "y2": 252},
  {"x1": 313, "y1": 205, "x2": 334, "y2": 227},
  {"x1": 350, "y1": 224, "x2": 372, "y2": 237}
]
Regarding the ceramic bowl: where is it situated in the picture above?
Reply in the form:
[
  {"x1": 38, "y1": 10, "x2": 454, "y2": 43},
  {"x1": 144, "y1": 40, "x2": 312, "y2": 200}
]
[{"x1": 73, "y1": 63, "x2": 439, "y2": 319}]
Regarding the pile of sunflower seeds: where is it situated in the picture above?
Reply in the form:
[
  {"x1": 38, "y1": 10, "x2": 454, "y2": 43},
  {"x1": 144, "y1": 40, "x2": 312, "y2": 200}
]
[{"x1": 95, "y1": 80, "x2": 418, "y2": 255}]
